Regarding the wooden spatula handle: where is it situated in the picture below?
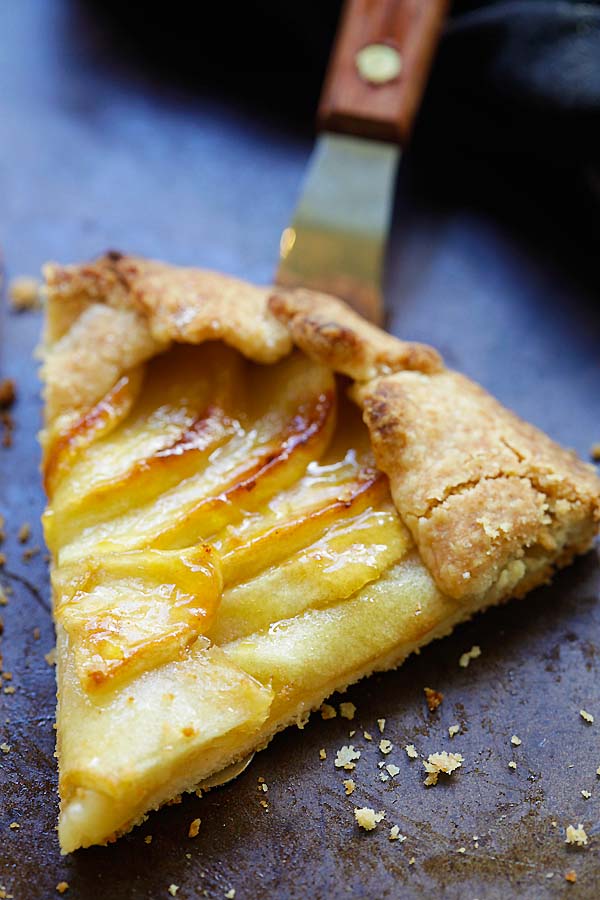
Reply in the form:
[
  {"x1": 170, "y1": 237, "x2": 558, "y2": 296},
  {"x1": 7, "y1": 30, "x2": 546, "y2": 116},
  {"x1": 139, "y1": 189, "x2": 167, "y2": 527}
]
[{"x1": 318, "y1": 0, "x2": 449, "y2": 144}]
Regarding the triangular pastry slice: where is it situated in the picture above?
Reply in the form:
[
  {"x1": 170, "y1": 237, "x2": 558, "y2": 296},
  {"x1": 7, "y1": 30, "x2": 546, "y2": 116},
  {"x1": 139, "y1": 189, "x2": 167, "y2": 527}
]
[{"x1": 40, "y1": 254, "x2": 600, "y2": 853}]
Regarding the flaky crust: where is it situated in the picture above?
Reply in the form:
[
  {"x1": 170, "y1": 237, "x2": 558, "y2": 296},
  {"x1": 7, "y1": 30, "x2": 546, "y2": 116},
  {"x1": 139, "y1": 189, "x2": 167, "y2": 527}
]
[
  {"x1": 269, "y1": 288, "x2": 442, "y2": 381},
  {"x1": 42, "y1": 253, "x2": 600, "y2": 604},
  {"x1": 355, "y1": 371, "x2": 600, "y2": 602}
]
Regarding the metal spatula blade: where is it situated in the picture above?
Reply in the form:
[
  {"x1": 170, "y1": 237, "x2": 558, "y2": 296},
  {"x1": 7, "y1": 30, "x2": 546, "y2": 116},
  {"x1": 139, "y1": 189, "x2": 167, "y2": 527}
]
[
  {"x1": 276, "y1": 133, "x2": 400, "y2": 324},
  {"x1": 274, "y1": 0, "x2": 448, "y2": 324}
]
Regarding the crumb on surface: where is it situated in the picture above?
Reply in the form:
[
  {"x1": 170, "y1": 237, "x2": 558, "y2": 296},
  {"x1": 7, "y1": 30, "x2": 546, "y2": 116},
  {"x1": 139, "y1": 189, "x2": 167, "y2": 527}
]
[
  {"x1": 225, "y1": 891, "x2": 236, "y2": 899},
  {"x1": 0, "y1": 743, "x2": 10, "y2": 753},
  {"x1": 389, "y1": 825, "x2": 406, "y2": 842},
  {"x1": 580, "y1": 709, "x2": 594, "y2": 724},
  {"x1": 457, "y1": 847, "x2": 466, "y2": 854},
  {"x1": 565, "y1": 824, "x2": 588, "y2": 846},
  {"x1": 581, "y1": 790, "x2": 591, "y2": 799},
  {"x1": 168, "y1": 886, "x2": 178, "y2": 897},
  {"x1": 17, "y1": 523, "x2": 30, "y2": 543},
  {"x1": 144, "y1": 835, "x2": 152, "y2": 844},
  {"x1": 320, "y1": 703, "x2": 336, "y2": 720},
  {"x1": 0, "y1": 380, "x2": 16, "y2": 410},
  {"x1": 188, "y1": 817, "x2": 201, "y2": 838},
  {"x1": 508, "y1": 761, "x2": 517, "y2": 770},
  {"x1": 22, "y1": 545, "x2": 40, "y2": 561},
  {"x1": 448, "y1": 724, "x2": 460, "y2": 738},
  {"x1": 56, "y1": 884, "x2": 69, "y2": 895},
  {"x1": 565, "y1": 870, "x2": 577, "y2": 883},
  {"x1": 424, "y1": 687, "x2": 443, "y2": 712},
  {"x1": 343, "y1": 779, "x2": 356, "y2": 796},
  {"x1": 510, "y1": 735, "x2": 522, "y2": 746},
  {"x1": 405, "y1": 744, "x2": 418, "y2": 759},
  {"x1": 377, "y1": 718, "x2": 386, "y2": 733},
  {"x1": 339, "y1": 701, "x2": 356, "y2": 720},
  {"x1": 423, "y1": 751, "x2": 463, "y2": 786},
  {"x1": 459, "y1": 645, "x2": 481, "y2": 668},
  {"x1": 9, "y1": 276, "x2": 41, "y2": 311},
  {"x1": 379, "y1": 739, "x2": 393, "y2": 755},
  {"x1": 363, "y1": 730, "x2": 372, "y2": 741},
  {"x1": 45, "y1": 648, "x2": 57, "y2": 666},
  {"x1": 319, "y1": 748, "x2": 326, "y2": 760},
  {"x1": 408, "y1": 857, "x2": 416, "y2": 865},
  {"x1": 386, "y1": 764, "x2": 400, "y2": 777},
  {"x1": 9, "y1": 822, "x2": 19, "y2": 830},
  {"x1": 354, "y1": 807, "x2": 385, "y2": 831},
  {"x1": 334, "y1": 745, "x2": 360, "y2": 770}
]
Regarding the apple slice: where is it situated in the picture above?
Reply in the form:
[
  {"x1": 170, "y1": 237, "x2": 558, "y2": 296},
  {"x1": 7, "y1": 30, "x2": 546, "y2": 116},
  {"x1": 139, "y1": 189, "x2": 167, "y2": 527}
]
[
  {"x1": 57, "y1": 634, "x2": 273, "y2": 853},
  {"x1": 54, "y1": 545, "x2": 222, "y2": 692}
]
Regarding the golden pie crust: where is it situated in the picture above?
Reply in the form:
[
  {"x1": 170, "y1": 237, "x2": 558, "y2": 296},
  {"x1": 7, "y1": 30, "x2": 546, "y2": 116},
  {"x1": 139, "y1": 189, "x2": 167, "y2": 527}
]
[{"x1": 40, "y1": 253, "x2": 600, "y2": 853}]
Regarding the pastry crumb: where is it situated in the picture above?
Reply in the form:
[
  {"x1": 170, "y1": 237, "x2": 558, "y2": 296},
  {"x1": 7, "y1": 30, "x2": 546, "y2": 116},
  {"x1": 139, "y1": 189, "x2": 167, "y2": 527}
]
[
  {"x1": 508, "y1": 761, "x2": 517, "y2": 770},
  {"x1": 354, "y1": 807, "x2": 385, "y2": 831},
  {"x1": 565, "y1": 824, "x2": 588, "y2": 846},
  {"x1": 459, "y1": 645, "x2": 481, "y2": 668},
  {"x1": 9, "y1": 822, "x2": 19, "y2": 830},
  {"x1": 565, "y1": 870, "x2": 577, "y2": 883},
  {"x1": 0, "y1": 380, "x2": 16, "y2": 410},
  {"x1": 319, "y1": 748, "x2": 327, "y2": 760},
  {"x1": 225, "y1": 891, "x2": 236, "y2": 899},
  {"x1": 144, "y1": 835, "x2": 152, "y2": 844},
  {"x1": 580, "y1": 709, "x2": 594, "y2": 724},
  {"x1": 389, "y1": 825, "x2": 406, "y2": 842},
  {"x1": 377, "y1": 718, "x2": 386, "y2": 733},
  {"x1": 386, "y1": 764, "x2": 400, "y2": 777},
  {"x1": 379, "y1": 739, "x2": 393, "y2": 755},
  {"x1": 56, "y1": 884, "x2": 69, "y2": 895},
  {"x1": 339, "y1": 701, "x2": 356, "y2": 720},
  {"x1": 405, "y1": 744, "x2": 418, "y2": 759},
  {"x1": 363, "y1": 731, "x2": 372, "y2": 741},
  {"x1": 424, "y1": 687, "x2": 443, "y2": 712},
  {"x1": 320, "y1": 703, "x2": 336, "y2": 720},
  {"x1": 423, "y1": 751, "x2": 463, "y2": 786},
  {"x1": 510, "y1": 735, "x2": 522, "y2": 746},
  {"x1": 343, "y1": 778, "x2": 356, "y2": 796},
  {"x1": 448, "y1": 724, "x2": 460, "y2": 738},
  {"x1": 17, "y1": 523, "x2": 30, "y2": 543},
  {"x1": 335, "y1": 745, "x2": 361, "y2": 770},
  {"x1": 581, "y1": 790, "x2": 591, "y2": 799},
  {"x1": 188, "y1": 817, "x2": 201, "y2": 838},
  {"x1": 167, "y1": 886, "x2": 179, "y2": 897},
  {"x1": 9, "y1": 277, "x2": 41, "y2": 311},
  {"x1": 0, "y1": 743, "x2": 10, "y2": 753},
  {"x1": 457, "y1": 847, "x2": 466, "y2": 854},
  {"x1": 408, "y1": 857, "x2": 416, "y2": 865}
]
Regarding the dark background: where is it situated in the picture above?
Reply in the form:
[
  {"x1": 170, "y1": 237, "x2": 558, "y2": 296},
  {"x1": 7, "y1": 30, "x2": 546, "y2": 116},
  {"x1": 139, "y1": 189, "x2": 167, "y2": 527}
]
[{"x1": 1, "y1": 1, "x2": 599, "y2": 898}]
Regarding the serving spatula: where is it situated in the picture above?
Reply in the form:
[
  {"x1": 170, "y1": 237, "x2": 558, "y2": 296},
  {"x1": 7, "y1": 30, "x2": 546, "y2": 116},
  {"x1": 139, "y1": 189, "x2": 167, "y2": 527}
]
[{"x1": 276, "y1": 0, "x2": 449, "y2": 323}]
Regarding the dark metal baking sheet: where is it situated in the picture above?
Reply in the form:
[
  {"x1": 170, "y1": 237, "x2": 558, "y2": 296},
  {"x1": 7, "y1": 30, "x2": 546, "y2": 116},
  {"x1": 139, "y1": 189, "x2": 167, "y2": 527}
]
[{"x1": 1, "y1": 2, "x2": 599, "y2": 898}]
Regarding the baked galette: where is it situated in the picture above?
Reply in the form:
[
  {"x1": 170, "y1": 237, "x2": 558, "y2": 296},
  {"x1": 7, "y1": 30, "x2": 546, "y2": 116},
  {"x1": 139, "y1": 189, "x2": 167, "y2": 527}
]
[{"x1": 40, "y1": 253, "x2": 600, "y2": 853}]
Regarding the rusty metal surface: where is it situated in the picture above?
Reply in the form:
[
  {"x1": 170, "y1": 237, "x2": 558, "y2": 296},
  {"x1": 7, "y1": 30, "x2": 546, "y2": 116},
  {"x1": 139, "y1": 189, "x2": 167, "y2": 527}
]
[{"x1": 1, "y1": 2, "x2": 600, "y2": 898}]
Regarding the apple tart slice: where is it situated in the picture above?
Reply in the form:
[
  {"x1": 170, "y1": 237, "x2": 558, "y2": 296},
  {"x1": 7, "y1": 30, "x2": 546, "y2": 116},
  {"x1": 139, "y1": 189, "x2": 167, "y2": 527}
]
[{"x1": 41, "y1": 254, "x2": 600, "y2": 853}]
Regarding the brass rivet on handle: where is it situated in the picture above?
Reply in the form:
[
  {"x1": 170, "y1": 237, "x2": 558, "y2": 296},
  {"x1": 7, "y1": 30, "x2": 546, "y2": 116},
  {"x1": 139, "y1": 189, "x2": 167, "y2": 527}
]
[{"x1": 355, "y1": 44, "x2": 402, "y2": 85}]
